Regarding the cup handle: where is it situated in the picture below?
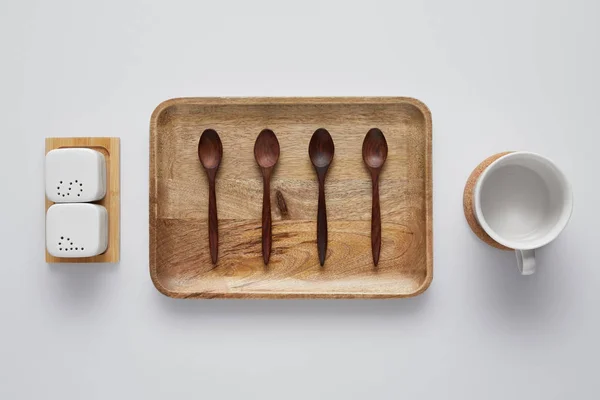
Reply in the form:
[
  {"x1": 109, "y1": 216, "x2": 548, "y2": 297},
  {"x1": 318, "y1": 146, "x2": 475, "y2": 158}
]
[{"x1": 515, "y1": 249, "x2": 536, "y2": 275}]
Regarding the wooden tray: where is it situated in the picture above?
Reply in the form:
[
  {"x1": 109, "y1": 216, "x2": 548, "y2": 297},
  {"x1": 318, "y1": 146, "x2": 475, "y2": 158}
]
[
  {"x1": 46, "y1": 137, "x2": 120, "y2": 263},
  {"x1": 150, "y1": 98, "x2": 432, "y2": 298}
]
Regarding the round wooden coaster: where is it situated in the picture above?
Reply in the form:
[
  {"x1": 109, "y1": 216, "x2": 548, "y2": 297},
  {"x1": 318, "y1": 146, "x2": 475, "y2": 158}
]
[{"x1": 463, "y1": 152, "x2": 513, "y2": 251}]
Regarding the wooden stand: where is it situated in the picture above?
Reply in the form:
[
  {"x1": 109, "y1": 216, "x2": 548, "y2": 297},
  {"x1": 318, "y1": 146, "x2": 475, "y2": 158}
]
[{"x1": 45, "y1": 137, "x2": 120, "y2": 263}]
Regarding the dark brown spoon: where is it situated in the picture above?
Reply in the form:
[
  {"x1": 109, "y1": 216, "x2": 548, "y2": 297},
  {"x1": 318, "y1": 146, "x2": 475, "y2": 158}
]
[
  {"x1": 308, "y1": 128, "x2": 335, "y2": 266},
  {"x1": 198, "y1": 129, "x2": 223, "y2": 264},
  {"x1": 254, "y1": 129, "x2": 280, "y2": 265},
  {"x1": 362, "y1": 128, "x2": 388, "y2": 266}
]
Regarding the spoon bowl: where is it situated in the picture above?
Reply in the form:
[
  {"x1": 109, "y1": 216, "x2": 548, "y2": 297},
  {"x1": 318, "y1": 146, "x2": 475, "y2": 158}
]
[
  {"x1": 362, "y1": 128, "x2": 388, "y2": 170},
  {"x1": 198, "y1": 129, "x2": 223, "y2": 170},
  {"x1": 309, "y1": 128, "x2": 335, "y2": 168},
  {"x1": 254, "y1": 129, "x2": 280, "y2": 168}
]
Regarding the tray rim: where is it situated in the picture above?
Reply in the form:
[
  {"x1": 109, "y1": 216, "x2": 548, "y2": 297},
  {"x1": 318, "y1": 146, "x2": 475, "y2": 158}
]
[{"x1": 149, "y1": 97, "x2": 432, "y2": 299}]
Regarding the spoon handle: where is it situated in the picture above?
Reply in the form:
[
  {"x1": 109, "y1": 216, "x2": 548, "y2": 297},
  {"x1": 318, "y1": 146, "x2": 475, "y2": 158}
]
[
  {"x1": 317, "y1": 176, "x2": 328, "y2": 266},
  {"x1": 371, "y1": 175, "x2": 381, "y2": 265},
  {"x1": 208, "y1": 177, "x2": 218, "y2": 264},
  {"x1": 261, "y1": 170, "x2": 272, "y2": 264}
]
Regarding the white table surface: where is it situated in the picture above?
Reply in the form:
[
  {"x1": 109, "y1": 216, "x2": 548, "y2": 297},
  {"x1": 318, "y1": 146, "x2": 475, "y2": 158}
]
[{"x1": 2, "y1": 0, "x2": 599, "y2": 398}]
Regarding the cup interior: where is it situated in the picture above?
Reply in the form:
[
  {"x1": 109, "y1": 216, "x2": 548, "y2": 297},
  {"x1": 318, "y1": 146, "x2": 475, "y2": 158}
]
[{"x1": 475, "y1": 153, "x2": 572, "y2": 249}]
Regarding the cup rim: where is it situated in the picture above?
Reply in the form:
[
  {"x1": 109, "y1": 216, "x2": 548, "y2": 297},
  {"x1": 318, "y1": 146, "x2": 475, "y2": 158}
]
[{"x1": 473, "y1": 151, "x2": 573, "y2": 250}]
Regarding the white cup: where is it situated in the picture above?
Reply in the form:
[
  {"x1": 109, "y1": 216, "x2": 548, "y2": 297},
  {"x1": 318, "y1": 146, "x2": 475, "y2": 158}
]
[{"x1": 473, "y1": 152, "x2": 573, "y2": 275}]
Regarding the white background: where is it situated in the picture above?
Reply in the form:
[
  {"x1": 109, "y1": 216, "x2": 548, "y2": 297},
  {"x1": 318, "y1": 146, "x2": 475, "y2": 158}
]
[{"x1": 1, "y1": 0, "x2": 598, "y2": 398}]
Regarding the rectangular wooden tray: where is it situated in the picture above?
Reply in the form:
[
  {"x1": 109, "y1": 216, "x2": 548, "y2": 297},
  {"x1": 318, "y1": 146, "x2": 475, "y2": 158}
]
[
  {"x1": 46, "y1": 137, "x2": 120, "y2": 263},
  {"x1": 150, "y1": 97, "x2": 432, "y2": 298}
]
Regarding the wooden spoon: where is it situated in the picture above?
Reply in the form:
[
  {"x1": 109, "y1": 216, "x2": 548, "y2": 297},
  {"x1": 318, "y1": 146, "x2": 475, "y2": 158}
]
[
  {"x1": 254, "y1": 129, "x2": 280, "y2": 265},
  {"x1": 198, "y1": 129, "x2": 223, "y2": 264},
  {"x1": 308, "y1": 128, "x2": 335, "y2": 266},
  {"x1": 362, "y1": 128, "x2": 388, "y2": 266}
]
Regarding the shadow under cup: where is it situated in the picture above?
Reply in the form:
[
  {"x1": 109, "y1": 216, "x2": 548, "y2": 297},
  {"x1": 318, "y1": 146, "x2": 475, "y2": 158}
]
[{"x1": 474, "y1": 152, "x2": 572, "y2": 250}]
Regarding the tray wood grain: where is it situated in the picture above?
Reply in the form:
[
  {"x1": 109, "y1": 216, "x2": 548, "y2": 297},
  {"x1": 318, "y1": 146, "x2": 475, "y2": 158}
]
[
  {"x1": 45, "y1": 137, "x2": 120, "y2": 263},
  {"x1": 150, "y1": 97, "x2": 432, "y2": 298}
]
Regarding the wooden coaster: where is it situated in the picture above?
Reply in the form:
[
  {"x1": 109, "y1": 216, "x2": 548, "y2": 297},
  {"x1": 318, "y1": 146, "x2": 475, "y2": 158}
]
[
  {"x1": 463, "y1": 152, "x2": 513, "y2": 251},
  {"x1": 45, "y1": 137, "x2": 120, "y2": 263}
]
